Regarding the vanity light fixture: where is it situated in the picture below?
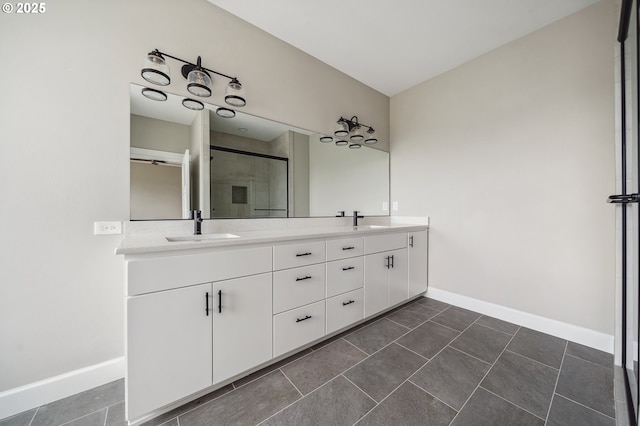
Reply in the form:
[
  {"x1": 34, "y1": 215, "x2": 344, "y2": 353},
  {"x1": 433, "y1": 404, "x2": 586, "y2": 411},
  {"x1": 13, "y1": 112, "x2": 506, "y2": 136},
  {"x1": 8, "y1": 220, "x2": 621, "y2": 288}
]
[
  {"x1": 216, "y1": 107, "x2": 235, "y2": 118},
  {"x1": 332, "y1": 116, "x2": 378, "y2": 146},
  {"x1": 141, "y1": 87, "x2": 167, "y2": 101},
  {"x1": 140, "y1": 49, "x2": 247, "y2": 109}
]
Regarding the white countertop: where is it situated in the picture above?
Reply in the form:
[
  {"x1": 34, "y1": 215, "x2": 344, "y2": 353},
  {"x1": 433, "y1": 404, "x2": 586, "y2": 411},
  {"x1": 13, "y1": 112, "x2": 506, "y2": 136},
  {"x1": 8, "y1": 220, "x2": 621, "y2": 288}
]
[{"x1": 115, "y1": 223, "x2": 428, "y2": 255}]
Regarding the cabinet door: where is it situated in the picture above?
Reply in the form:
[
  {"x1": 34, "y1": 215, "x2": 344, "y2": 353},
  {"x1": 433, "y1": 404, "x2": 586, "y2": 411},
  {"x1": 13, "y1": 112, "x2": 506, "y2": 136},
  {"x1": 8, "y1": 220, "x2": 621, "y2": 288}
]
[
  {"x1": 126, "y1": 283, "x2": 212, "y2": 421},
  {"x1": 408, "y1": 231, "x2": 428, "y2": 297},
  {"x1": 388, "y1": 248, "x2": 409, "y2": 306},
  {"x1": 213, "y1": 273, "x2": 272, "y2": 383},
  {"x1": 364, "y1": 252, "x2": 389, "y2": 317}
]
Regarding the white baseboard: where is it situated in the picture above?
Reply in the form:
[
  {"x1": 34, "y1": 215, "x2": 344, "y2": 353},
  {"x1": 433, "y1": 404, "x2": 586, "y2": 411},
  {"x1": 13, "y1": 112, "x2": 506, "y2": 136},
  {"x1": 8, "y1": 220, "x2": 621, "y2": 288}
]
[
  {"x1": 0, "y1": 357, "x2": 124, "y2": 420},
  {"x1": 427, "y1": 287, "x2": 614, "y2": 354}
]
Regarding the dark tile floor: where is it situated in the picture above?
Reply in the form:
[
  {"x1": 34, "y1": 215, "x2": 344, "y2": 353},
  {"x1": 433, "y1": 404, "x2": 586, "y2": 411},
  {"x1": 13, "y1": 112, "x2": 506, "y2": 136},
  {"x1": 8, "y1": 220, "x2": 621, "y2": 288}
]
[{"x1": 0, "y1": 297, "x2": 616, "y2": 426}]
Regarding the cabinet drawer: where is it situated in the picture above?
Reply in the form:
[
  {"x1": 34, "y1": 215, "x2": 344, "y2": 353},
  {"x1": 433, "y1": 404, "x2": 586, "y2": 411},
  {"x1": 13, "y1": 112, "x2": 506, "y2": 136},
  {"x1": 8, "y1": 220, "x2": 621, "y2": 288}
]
[
  {"x1": 326, "y1": 288, "x2": 364, "y2": 335},
  {"x1": 273, "y1": 300, "x2": 325, "y2": 357},
  {"x1": 364, "y1": 233, "x2": 407, "y2": 255},
  {"x1": 326, "y1": 257, "x2": 364, "y2": 298},
  {"x1": 326, "y1": 237, "x2": 364, "y2": 261},
  {"x1": 273, "y1": 241, "x2": 326, "y2": 271},
  {"x1": 127, "y1": 247, "x2": 272, "y2": 296},
  {"x1": 273, "y1": 264, "x2": 326, "y2": 314}
]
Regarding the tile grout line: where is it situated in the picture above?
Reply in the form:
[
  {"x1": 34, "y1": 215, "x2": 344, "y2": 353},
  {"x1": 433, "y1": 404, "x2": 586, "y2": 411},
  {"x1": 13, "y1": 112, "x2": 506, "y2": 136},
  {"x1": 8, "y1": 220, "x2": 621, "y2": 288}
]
[
  {"x1": 341, "y1": 373, "x2": 378, "y2": 404},
  {"x1": 383, "y1": 316, "x2": 412, "y2": 330},
  {"x1": 232, "y1": 347, "x2": 317, "y2": 391},
  {"x1": 57, "y1": 407, "x2": 107, "y2": 426},
  {"x1": 503, "y1": 349, "x2": 561, "y2": 372},
  {"x1": 544, "y1": 340, "x2": 568, "y2": 423},
  {"x1": 446, "y1": 345, "x2": 493, "y2": 366},
  {"x1": 552, "y1": 393, "x2": 617, "y2": 422},
  {"x1": 103, "y1": 406, "x2": 109, "y2": 426},
  {"x1": 472, "y1": 321, "x2": 516, "y2": 337},
  {"x1": 479, "y1": 386, "x2": 546, "y2": 422},
  {"x1": 563, "y1": 352, "x2": 616, "y2": 371},
  {"x1": 278, "y1": 367, "x2": 304, "y2": 398},
  {"x1": 394, "y1": 341, "x2": 430, "y2": 361},
  {"x1": 341, "y1": 337, "x2": 372, "y2": 357},
  {"x1": 448, "y1": 325, "x2": 522, "y2": 425},
  {"x1": 27, "y1": 407, "x2": 39, "y2": 426},
  {"x1": 256, "y1": 374, "x2": 345, "y2": 425},
  {"x1": 408, "y1": 377, "x2": 460, "y2": 413}
]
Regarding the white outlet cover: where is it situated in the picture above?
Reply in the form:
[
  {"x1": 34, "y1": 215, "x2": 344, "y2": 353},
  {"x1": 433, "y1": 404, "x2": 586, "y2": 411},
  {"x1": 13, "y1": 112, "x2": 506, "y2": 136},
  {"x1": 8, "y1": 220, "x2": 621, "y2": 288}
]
[
  {"x1": 382, "y1": 202, "x2": 388, "y2": 211},
  {"x1": 392, "y1": 202, "x2": 399, "y2": 211},
  {"x1": 94, "y1": 221, "x2": 122, "y2": 235}
]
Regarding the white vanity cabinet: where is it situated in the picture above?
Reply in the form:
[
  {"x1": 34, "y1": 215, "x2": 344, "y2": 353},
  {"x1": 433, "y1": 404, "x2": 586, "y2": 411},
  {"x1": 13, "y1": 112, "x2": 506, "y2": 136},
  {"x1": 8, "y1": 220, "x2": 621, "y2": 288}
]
[
  {"x1": 364, "y1": 233, "x2": 409, "y2": 317},
  {"x1": 125, "y1": 246, "x2": 272, "y2": 421},
  {"x1": 408, "y1": 230, "x2": 428, "y2": 297},
  {"x1": 122, "y1": 226, "x2": 428, "y2": 423},
  {"x1": 127, "y1": 283, "x2": 212, "y2": 421}
]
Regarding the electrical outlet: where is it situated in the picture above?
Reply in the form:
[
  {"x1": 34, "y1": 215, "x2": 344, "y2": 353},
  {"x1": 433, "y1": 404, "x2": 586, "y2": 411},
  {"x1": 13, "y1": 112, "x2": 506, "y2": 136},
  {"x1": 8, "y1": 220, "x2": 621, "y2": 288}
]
[
  {"x1": 94, "y1": 221, "x2": 122, "y2": 235},
  {"x1": 382, "y1": 201, "x2": 388, "y2": 211},
  {"x1": 392, "y1": 201, "x2": 399, "y2": 211}
]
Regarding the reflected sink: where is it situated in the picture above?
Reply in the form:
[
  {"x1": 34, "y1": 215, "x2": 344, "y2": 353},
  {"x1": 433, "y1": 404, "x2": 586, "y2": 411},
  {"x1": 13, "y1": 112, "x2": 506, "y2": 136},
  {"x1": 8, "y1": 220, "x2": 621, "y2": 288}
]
[
  {"x1": 352, "y1": 225, "x2": 390, "y2": 230},
  {"x1": 166, "y1": 233, "x2": 240, "y2": 242}
]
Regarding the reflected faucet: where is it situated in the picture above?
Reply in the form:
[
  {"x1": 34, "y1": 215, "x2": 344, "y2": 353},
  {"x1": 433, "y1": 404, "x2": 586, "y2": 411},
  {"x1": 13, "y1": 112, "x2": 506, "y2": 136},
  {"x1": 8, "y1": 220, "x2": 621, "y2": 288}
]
[
  {"x1": 353, "y1": 210, "x2": 364, "y2": 227},
  {"x1": 336, "y1": 211, "x2": 345, "y2": 217},
  {"x1": 190, "y1": 210, "x2": 203, "y2": 235}
]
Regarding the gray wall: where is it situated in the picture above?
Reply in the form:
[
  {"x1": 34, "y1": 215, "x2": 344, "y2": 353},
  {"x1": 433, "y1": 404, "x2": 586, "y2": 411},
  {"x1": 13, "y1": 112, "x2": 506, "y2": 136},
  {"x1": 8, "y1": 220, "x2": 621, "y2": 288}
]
[
  {"x1": 0, "y1": 0, "x2": 389, "y2": 392},
  {"x1": 390, "y1": 1, "x2": 616, "y2": 335}
]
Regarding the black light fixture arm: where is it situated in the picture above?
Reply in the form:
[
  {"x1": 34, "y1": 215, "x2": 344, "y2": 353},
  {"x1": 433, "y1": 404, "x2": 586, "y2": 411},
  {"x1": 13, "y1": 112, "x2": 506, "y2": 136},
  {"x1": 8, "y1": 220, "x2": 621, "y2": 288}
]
[
  {"x1": 339, "y1": 115, "x2": 375, "y2": 132},
  {"x1": 152, "y1": 49, "x2": 237, "y2": 81}
]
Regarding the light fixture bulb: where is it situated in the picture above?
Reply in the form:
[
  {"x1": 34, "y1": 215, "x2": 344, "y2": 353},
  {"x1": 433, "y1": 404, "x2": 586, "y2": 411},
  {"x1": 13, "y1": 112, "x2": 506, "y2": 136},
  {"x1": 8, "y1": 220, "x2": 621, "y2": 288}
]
[
  {"x1": 141, "y1": 50, "x2": 170, "y2": 86},
  {"x1": 319, "y1": 136, "x2": 333, "y2": 143},
  {"x1": 335, "y1": 139, "x2": 348, "y2": 146},
  {"x1": 364, "y1": 127, "x2": 378, "y2": 144},
  {"x1": 349, "y1": 143, "x2": 362, "y2": 149},
  {"x1": 334, "y1": 119, "x2": 349, "y2": 137},
  {"x1": 187, "y1": 69, "x2": 212, "y2": 97},
  {"x1": 350, "y1": 125, "x2": 364, "y2": 141},
  {"x1": 225, "y1": 78, "x2": 246, "y2": 107}
]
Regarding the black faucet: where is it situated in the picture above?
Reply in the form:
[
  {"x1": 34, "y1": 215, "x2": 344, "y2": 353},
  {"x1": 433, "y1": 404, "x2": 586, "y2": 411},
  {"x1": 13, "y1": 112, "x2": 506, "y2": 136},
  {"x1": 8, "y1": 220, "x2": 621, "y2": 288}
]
[
  {"x1": 353, "y1": 210, "x2": 364, "y2": 227},
  {"x1": 190, "y1": 210, "x2": 203, "y2": 235},
  {"x1": 336, "y1": 211, "x2": 345, "y2": 217}
]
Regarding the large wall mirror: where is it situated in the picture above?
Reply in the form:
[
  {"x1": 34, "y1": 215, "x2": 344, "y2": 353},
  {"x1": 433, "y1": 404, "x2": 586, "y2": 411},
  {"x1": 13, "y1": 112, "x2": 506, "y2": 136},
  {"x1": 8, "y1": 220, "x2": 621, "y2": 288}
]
[{"x1": 129, "y1": 84, "x2": 390, "y2": 220}]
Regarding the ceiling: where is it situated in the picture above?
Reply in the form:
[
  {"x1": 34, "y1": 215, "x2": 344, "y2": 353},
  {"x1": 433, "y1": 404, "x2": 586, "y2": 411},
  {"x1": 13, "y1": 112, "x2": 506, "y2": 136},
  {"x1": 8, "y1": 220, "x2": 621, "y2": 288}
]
[{"x1": 207, "y1": 0, "x2": 600, "y2": 96}]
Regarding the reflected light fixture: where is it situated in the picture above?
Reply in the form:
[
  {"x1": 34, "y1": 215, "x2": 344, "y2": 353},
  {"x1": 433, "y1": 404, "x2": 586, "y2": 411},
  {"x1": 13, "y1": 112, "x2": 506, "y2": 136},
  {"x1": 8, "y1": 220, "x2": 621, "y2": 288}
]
[
  {"x1": 141, "y1": 87, "x2": 167, "y2": 101},
  {"x1": 182, "y1": 98, "x2": 204, "y2": 111},
  {"x1": 216, "y1": 107, "x2": 235, "y2": 118},
  {"x1": 140, "y1": 48, "x2": 247, "y2": 110},
  {"x1": 330, "y1": 116, "x2": 378, "y2": 146}
]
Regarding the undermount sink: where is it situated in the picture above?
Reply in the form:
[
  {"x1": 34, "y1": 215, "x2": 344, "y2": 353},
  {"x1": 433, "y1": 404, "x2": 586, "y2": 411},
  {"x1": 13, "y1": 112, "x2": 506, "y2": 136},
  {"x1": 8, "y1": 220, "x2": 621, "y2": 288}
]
[
  {"x1": 166, "y1": 233, "x2": 240, "y2": 242},
  {"x1": 352, "y1": 225, "x2": 389, "y2": 230}
]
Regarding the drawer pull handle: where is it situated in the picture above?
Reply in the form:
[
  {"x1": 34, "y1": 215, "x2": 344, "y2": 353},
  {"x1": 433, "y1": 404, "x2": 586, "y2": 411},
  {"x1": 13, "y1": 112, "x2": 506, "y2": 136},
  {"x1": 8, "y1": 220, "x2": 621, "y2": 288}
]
[
  {"x1": 296, "y1": 252, "x2": 312, "y2": 257},
  {"x1": 205, "y1": 292, "x2": 210, "y2": 316},
  {"x1": 342, "y1": 246, "x2": 355, "y2": 251},
  {"x1": 296, "y1": 276, "x2": 312, "y2": 281},
  {"x1": 342, "y1": 266, "x2": 355, "y2": 271},
  {"x1": 296, "y1": 315, "x2": 312, "y2": 323},
  {"x1": 218, "y1": 290, "x2": 222, "y2": 313},
  {"x1": 343, "y1": 300, "x2": 355, "y2": 306}
]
